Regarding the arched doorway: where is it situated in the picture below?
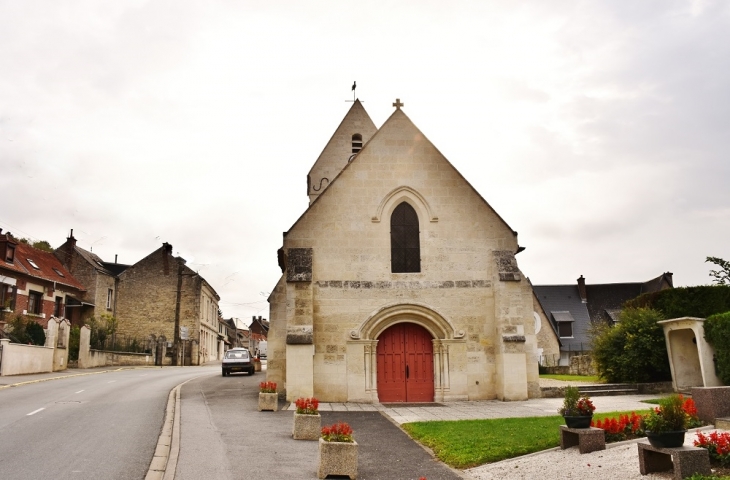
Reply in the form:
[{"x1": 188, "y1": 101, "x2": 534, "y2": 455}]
[{"x1": 377, "y1": 323, "x2": 434, "y2": 402}]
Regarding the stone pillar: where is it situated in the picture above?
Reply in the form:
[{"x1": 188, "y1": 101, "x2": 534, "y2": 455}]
[
  {"x1": 0, "y1": 338, "x2": 10, "y2": 376},
  {"x1": 286, "y1": 325, "x2": 314, "y2": 401},
  {"x1": 78, "y1": 325, "x2": 91, "y2": 369}
]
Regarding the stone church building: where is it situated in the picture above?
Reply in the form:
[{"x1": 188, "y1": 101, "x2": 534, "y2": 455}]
[{"x1": 267, "y1": 99, "x2": 540, "y2": 403}]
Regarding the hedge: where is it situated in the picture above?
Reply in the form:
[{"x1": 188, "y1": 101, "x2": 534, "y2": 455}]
[
  {"x1": 625, "y1": 285, "x2": 730, "y2": 319},
  {"x1": 704, "y1": 311, "x2": 730, "y2": 385}
]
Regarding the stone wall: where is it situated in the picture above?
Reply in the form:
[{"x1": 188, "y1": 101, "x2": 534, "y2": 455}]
[
  {"x1": 115, "y1": 246, "x2": 200, "y2": 349},
  {"x1": 569, "y1": 355, "x2": 597, "y2": 376}
]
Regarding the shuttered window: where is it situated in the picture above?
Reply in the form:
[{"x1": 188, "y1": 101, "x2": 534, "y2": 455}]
[{"x1": 390, "y1": 202, "x2": 420, "y2": 273}]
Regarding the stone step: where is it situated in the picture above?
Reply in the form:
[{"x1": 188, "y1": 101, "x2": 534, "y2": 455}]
[
  {"x1": 576, "y1": 384, "x2": 637, "y2": 392},
  {"x1": 716, "y1": 418, "x2": 730, "y2": 430},
  {"x1": 578, "y1": 388, "x2": 639, "y2": 397}
]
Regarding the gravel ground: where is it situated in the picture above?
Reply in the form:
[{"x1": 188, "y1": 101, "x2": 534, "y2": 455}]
[
  {"x1": 466, "y1": 380, "x2": 719, "y2": 480},
  {"x1": 466, "y1": 429, "x2": 724, "y2": 480}
]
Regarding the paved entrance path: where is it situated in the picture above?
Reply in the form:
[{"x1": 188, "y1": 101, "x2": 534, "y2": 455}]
[{"x1": 287, "y1": 394, "x2": 659, "y2": 424}]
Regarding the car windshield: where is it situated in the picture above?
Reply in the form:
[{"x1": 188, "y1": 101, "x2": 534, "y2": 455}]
[{"x1": 225, "y1": 350, "x2": 249, "y2": 359}]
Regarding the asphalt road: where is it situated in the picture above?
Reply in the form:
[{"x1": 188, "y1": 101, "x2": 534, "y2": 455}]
[{"x1": 0, "y1": 366, "x2": 217, "y2": 480}]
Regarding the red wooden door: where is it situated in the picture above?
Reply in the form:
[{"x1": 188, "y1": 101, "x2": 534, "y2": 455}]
[{"x1": 377, "y1": 323, "x2": 434, "y2": 402}]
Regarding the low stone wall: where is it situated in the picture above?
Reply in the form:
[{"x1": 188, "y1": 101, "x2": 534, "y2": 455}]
[
  {"x1": 80, "y1": 349, "x2": 154, "y2": 368},
  {"x1": 569, "y1": 355, "x2": 597, "y2": 376},
  {"x1": 540, "y1": 381, "x2": 674, "y2": 398},
  {"x1": 0, "y1": 339, "x2": 54, "y2": 376}
]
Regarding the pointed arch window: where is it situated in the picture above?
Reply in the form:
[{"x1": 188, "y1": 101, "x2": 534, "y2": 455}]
[
  {"x1": 351, "y1": 133, "x2": 363, "y2": 154},
  {"x1": 390, "y1": 202, "x2": 420, "y2": 273}
]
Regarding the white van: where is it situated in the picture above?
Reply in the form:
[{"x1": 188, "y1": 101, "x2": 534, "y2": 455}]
[{"x1": 258, "y1": 340, "x2": 267, "y2": 359}]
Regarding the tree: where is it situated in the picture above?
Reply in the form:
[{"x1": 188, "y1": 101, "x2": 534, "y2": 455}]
[
  {"x1": 17, "y1": 238, "x2": 54, "y2": 252},
  {"x1": 706, "y1": 256, "x2": 730, "y2": 285},
  {"x1": 590, "y1": 307, "x2": 671, "y2": 383}
]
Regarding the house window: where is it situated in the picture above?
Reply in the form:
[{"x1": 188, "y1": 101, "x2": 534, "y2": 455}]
[
  {"x1": 558, "y1": 322, "x2": 573, "y2": 338},
  {"x1": 27, "y1": 258, "x2": 40, "y2": 270},
  {"x1": 54, "y1": 296, "x2": 63, "y2": 317},
  {"x1": 390, "y1": 202, "x2": 421, "y2": 273},
  {"x1": 53, "y1": 268, "x2": 65, "y2": 277},
  {"x1": 5, "y1": 244, "x2": 15, "y2": 263},
  {"x1": 107, "y1": 289, "x2": 113, "y2": 310},
  {"x1": 351, "y1": 133, "x2": 363, "y2": 154},
  {"x1": 28, "y1": 290, "x2": 43, "y2": 315}
]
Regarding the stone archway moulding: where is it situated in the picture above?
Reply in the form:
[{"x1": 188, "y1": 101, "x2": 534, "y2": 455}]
[
  {"x1": 349, "y1": 302, "x2": 465, "y2": 341},
  {"x1": 371, "y1": 186, "x2": 438, "y2": 223}
]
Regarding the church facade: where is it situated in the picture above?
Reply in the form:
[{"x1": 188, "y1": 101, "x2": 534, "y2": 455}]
[{"x1": 267, "y1": 99, "x2": 540, "y2": 402}]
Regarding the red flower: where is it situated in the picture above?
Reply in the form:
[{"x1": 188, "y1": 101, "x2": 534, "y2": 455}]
[
  {"x1": 321, "y1": 422, "x2": 354, "y2": 443},
  {"x1": 259, "y1": 381, "x2": 277, "y2": 393}
]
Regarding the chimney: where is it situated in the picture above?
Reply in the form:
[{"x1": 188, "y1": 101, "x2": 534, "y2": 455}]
[
  {"x1": 162, "y1": 242, "x2": 172, "y2": 275},
  {"x1": 63, "y1": 229, "x2": 77, "y2": 270},
  {"x1": 115, "y1": 254, "x2": 118, "y2": 264},
  {"x1": 577, "y1": 275, "x2": 587, "y2": 303}
]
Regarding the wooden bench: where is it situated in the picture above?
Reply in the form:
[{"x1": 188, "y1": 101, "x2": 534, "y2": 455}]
[
  {"x1": 637, "y1": 441, "x2": 710, "y2": 479},
  {"x1": 559, "y1": 426, "x2": 605, "y2": 454}
]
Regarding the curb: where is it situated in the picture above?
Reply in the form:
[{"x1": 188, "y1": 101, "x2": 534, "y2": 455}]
[{"x1": 145, "y1": 376, "x2": 198, "y2": 480}]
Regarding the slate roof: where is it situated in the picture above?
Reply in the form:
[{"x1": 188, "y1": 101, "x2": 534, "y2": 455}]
[
  {"x1": 585, "y1": 273, "x2": 673, "y2": 324},
  {"x1": 533, "y1": 284, "x2": 592, "y2": 353},
  {"x1": 2, "y1": 240, "x2": 86, "y2": 291},
  {"x1": 72, "y1": 245, "x2": 130, "y2": 277}
]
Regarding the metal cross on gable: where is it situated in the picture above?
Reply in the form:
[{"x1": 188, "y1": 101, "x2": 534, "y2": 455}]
[{"x1": 393, "y1": 98, "x2": 404, "y2": 109}]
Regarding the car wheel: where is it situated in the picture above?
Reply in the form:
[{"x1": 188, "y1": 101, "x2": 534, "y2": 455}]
[
  {"x1": 249, "y1": 370, "x2": 255, "y2": 376},
  {"x1": 222, "y1": 370, "x2": 227, "y2": 377}
]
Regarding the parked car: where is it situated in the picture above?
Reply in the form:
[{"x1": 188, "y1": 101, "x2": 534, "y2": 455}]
[{"x1": 222, "y1": 347, "x2": 255, "y2": 376}]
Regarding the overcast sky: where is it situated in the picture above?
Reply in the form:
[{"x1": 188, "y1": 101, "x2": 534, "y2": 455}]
[{"x1": 2, "y1": 1, "x2": 728, "y2": 321}]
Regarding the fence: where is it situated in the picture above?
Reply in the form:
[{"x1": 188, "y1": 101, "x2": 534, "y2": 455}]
[{"x1": 90, "y1": 333, "x2": 153, "y2": 354}]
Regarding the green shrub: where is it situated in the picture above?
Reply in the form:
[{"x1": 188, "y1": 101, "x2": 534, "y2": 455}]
[
  {"x1": 591, "y1": 307, "x2": 671, "y2": 383},
  {"x1": 68, "y1": 326, "x2": 80, "y2": 361},
  {"x1": 6, "y1": 315, "x2": 46, "y2": 345},
  {"x1": 704, "y1": 311, "x2": 730, "y2": 385},
  {"x1": 626, "y1": 285, "x2": 730, "y2": 319}
]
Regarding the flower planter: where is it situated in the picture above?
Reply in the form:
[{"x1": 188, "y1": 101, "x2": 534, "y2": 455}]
[
  {"x1": 564, "y1": 415, "x2": 593, "y2": 429},
  {"x1": 254, "y1": 360, "x2": 262, "y2": 372},
  {"x1": 646, "y1": 430, "x2": 686, "y2": 449},
  {"x1": 293, "y1": 412, "x2": 321, "y2": 440},
  {"x1": 317, "y1": 437, "x2": 358, "y2": 480},
  {"x1": 258, "y1": 392, "x2": 278, "y2": 412}
]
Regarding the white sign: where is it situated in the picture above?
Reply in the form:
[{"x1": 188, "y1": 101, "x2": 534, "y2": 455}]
[{"x1": 180, "y1": 326, "x2": 189, "y2": 340}]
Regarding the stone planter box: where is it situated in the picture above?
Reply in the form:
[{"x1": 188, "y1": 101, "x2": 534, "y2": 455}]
[
  {"x1": 318, "y1": 438, "x2": 358, "y2": 479},
  {"x1": 258, "y1": 392, "x2": 278, "y2": 411},
  {"x1": 293, "y1": 412, "x2": 321, "y2": 440}
]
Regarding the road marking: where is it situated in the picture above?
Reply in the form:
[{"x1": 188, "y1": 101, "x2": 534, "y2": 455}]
[
  {"x1": 27, "y1": 408, "x2": 45, "y2": 416},
  {"x1": 108, "y1": 381, "x2": 116, "y2": 383},
  {"x1": 140, "y1": 374, "x2": 147, "y2": 377},
  {"x1": 75, "y1": 390, "x2": 84, "y2": 394}
]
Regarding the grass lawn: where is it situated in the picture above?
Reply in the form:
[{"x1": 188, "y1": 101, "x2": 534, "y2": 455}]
[
  {"x1": 402, "y1": 410, "x2": 651, "y2": 469},
  {"x1": 539, "y1": 373, "x2": 603, "y2": 383}
]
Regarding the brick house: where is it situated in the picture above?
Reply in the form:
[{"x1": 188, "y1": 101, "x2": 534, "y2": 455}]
[{"x1": 0, "y1": 229, "x2": 86, "y2": 329}]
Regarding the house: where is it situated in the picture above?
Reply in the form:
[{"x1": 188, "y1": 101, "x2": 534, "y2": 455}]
[
  {"x1": 111, "y1": 242, "x2": 222, "y2": 366},
  {"x1": 0, "y1": 229, "x2": 86, "y2": 328},
  {"x1": 54, "y1": 230, "x2": 130, "y2": 325},
  {"x1": 267, "y1": 99, "x2": 539, "y2": 403},
  {"x1": 248, "y1": 315, "x2": 268, "y2": 357},
  {"x1": 533, "y1": 272, "x2": 674, "y2": 366}
]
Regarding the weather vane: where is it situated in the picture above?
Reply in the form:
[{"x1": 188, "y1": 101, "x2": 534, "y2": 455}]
[{"x1": 346, "y1": 81, "x2": 361, "y2": 103}]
